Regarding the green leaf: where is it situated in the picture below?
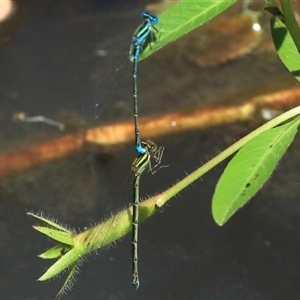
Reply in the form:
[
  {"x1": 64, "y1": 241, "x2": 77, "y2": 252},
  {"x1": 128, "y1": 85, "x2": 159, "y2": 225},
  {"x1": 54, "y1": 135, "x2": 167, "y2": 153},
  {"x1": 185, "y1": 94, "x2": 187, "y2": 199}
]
[
  {"x1": 39, "y1": 247, "x2": 81, "y2": 281},
  {"x1": 32, "y1": 226, "x2": 74, "y2": 245},
  {"x1": 140, "y1": 0, "x2": 237, "y2": 60},
  {"x1": 39, "y1": 244, "x2": 72, "y2": 259},
  {"x1": 27, "y1": 212, "x2": 72, "y2": 233},
  {"x1": 54, "y1": 261, "x2": 79, "y2": 298},
  {"x1": 270, "y1": 16, "x2": 300, "y2": 82},
  {"x1": 212, "y1": 117, "x2": 300, "y2": 225},
  {"x1": 28, "y1": 212, "x2": 74, "y2": 245}
]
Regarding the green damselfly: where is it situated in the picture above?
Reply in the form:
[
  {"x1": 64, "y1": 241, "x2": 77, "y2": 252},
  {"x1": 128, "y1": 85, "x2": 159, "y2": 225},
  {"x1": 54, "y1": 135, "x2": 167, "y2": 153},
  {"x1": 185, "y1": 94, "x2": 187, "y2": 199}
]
[{"x1": 131, "y1": 140, "x2": 164, "y2": 289}]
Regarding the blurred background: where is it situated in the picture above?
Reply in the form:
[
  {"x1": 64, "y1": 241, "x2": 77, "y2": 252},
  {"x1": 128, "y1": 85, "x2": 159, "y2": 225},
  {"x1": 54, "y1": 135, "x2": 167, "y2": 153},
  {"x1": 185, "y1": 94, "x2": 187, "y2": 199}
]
[{"x1": 1, "y1": 0, "x2": 300, "y2": 299}]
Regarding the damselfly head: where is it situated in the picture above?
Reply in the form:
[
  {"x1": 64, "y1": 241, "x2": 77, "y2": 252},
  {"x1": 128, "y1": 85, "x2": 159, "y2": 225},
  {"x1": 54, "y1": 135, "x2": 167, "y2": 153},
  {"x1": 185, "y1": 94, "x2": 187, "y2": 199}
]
[{"x1": 140, "y1": 11, "x2": 158, "y2": 25}]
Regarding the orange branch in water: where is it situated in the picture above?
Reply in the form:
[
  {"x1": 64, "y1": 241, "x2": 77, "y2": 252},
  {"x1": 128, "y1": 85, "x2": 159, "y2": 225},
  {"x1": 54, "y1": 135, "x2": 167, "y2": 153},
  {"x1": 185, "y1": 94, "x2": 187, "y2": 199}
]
[
  {"x1": 1, "y1": 86, "x2": 300, "y2": 177},
  {"x1": 0, "y1": 134, "x2": 84, "y2": 177}
]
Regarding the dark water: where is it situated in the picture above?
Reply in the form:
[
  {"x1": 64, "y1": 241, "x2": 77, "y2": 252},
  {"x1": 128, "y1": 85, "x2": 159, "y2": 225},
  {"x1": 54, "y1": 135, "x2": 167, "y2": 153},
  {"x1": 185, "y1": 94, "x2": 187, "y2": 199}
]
[{"x1": 1, "y1": 1, "x2": 300, "y2": 299}]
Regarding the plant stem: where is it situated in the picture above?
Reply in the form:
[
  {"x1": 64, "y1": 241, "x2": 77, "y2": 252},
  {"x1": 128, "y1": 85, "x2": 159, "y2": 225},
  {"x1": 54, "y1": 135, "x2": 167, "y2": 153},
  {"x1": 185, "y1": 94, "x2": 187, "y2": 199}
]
[
  {"x1": 37, "y1": 105, "x2": 300, "y2": 282},
  {"x1": 280, "y1": 0, "x2": 300, "y2": 54},
  {"x1": 155, "y1": 105, "x2": 300, "y2": 208}
]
